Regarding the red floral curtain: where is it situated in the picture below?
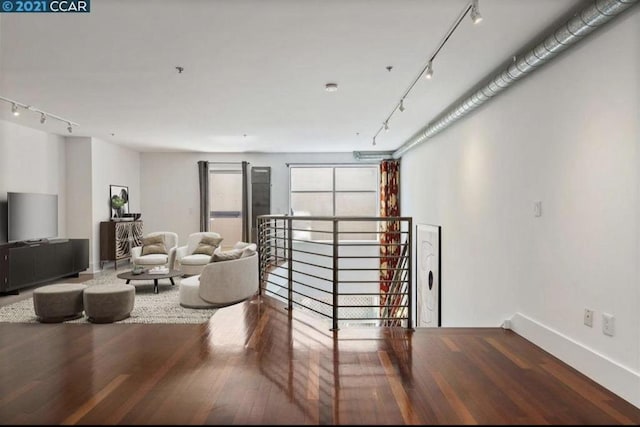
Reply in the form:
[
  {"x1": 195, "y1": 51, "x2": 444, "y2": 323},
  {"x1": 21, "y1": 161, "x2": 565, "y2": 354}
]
[{"x1": 379, "y1": 159, "x2": 400, "y2": 319}]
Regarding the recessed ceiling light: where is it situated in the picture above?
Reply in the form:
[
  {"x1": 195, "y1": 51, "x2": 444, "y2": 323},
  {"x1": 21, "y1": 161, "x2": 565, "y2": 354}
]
[{"x1": 325, "y1": 83, "x2": 338, "y2": 92}]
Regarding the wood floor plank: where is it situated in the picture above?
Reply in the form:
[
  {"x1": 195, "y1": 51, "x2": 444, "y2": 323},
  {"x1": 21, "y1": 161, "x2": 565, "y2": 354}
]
[
  {"x1": 378, "y1": 349, "x2": 422, "y2": 424},
  {"x1": 106, "y1": 331, "x2": 202, "y2": 424},
  {"x1": 431, "y1": 370, "x2": 478, "y2": 424},
  {"x1": 60, "y1": 374, "x2": 130, "y2": 425},
  {"x1": 462, "y1": 337, "x2": 550, "y2": 424},
  {"x1": 541, "y1": 361, "x2": 636, "y2": 425},
  {"x1": 484, "y1": 336, "x2": 531, "y2": 369}
]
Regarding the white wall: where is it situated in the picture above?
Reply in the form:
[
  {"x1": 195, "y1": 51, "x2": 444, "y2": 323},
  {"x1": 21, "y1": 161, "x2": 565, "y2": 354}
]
[
  {"x1": 0, "y1": 119, "x2": 67, "y2": 243},
  {"x1": 90, "y1": 138, "x2": 141, "y2": 271},
  {"x1": 64, "y1": 137, "x2": 93, "y2": 263},
  {"x1": 401, "y1": 9, "x2": 640, "y2": 406},
  {"x1": 140, "y1": 152, "x2": 359, "y2": 246},
  {"x1": 0, "y1": 125, "x2": 141, "y2": 272}
]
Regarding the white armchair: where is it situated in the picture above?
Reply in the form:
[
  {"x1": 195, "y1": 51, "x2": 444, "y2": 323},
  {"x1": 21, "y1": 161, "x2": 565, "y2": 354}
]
[
  {"x1": 131, "y1": 231, "x2": 178, "y2": 270},
  {"x1": 175, "y1": 232, "x2": 223, "y2": 276},
  {"x1": 179, "y1": 251, "x2": 259, "y2": 308}
]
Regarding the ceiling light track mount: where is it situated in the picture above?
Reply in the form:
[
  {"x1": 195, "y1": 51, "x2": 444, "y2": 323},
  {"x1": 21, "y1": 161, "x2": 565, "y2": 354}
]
[{"x1": 0, "y1": 95, "x2": 79, "y2": 133}]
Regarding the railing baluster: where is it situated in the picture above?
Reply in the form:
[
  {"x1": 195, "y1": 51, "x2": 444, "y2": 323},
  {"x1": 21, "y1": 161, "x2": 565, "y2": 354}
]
[
  {"x1": 258, "y1": 218, "x2": 263, "y2": 296},
  {"x1": 331, "y1": 218, "x2": 339, "y2": 331},
  {"x1": 287, "y1": 216, "x2": 293, "y2": 312},
  {"x1": 407, "y1": 218, "x2": 413, "y2": 330}
]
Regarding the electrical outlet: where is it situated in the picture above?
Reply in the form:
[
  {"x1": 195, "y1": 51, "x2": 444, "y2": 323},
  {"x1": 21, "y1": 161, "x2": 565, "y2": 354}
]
[
  {"x1": 583, "y1": 308, "x2": 594, "y2": 327},
  {"x1": 602, "y1": 313, "x2": 615, "y2": 336}
]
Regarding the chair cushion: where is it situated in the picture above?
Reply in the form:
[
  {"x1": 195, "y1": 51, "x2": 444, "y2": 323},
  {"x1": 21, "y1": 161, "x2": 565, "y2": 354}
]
[
  {"x1": 211, "y1": 248, "x2": 243, "y2": 262},
  {"x1": 180, "y1": 254, "x2": 212, "y2": 266},
  {"x1": 179, "y1": 275, "x2": 217, "y2": 308},
  {"x1": 192, "y1": 236, "x2": 224, "y2": 256},
  {"x1": 141, "y1": 235, "x2": 168, "y2": 255},
  {"x1": 135, "y1": 254, "x2": 169, "y2": 265}
]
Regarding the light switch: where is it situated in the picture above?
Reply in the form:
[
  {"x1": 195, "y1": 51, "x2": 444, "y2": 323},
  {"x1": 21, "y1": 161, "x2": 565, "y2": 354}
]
[{"x1": 533, "y1": 201, "x2": 542, "y2": 217}]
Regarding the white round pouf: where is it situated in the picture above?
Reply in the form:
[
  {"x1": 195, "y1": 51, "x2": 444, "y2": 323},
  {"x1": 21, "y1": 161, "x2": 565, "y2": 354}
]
[{"x1": 179, "y1": 275, "x2": 217, "y2": 309}]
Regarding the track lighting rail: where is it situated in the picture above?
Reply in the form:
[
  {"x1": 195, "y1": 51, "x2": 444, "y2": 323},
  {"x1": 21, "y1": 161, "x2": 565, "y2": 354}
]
[
  {"x1": 370, "y1": 0, "x2": 481, "y2": 146},
  {"x1": 0, "y1": 95, "x2": 79, "y2": 133}
]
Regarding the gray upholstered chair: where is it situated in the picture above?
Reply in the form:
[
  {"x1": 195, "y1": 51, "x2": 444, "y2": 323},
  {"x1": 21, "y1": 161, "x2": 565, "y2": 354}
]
[
  {"x1": 175, "y1": 231, "x2": 223, "y2": 276},
  {"x1": 131, "y1": 231, "x2": 178, "y2": 270}
]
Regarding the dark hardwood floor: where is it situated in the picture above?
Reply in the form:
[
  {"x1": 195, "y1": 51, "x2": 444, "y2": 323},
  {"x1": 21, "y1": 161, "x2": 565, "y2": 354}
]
[{"x1": 1, "y1": 294, "x2": 639, "y2": 425}]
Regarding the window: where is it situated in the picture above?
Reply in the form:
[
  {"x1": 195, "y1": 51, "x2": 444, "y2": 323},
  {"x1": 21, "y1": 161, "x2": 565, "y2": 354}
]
[{"x1": 289, "y1": 165, "x2": 379, "y2": 240}]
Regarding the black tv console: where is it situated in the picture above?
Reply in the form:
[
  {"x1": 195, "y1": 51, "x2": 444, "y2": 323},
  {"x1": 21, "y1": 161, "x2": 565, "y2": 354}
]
[{"x1": 0, "y1": 238, "x2": 89, "y2": 295}]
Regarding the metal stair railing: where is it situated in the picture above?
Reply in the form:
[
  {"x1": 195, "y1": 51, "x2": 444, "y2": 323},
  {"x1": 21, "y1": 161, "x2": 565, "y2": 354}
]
[{"x1": 258, "y1": 215, "x2": 413, "y2": 330}]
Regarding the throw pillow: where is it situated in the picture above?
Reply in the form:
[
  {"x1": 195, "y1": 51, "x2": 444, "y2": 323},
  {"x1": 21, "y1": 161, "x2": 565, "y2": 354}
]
[
  {"x1": 141, "y1": 235, "x2": 168, "y2": 256},
  {"x1": 233, "y1": 241, "x2": 252, "y2": 250},
  {"x1": 211, "y1": 248, "x2": 243, "y2": 263},
  {"x1": 240, "y1": 249, "x2": 256, "y2": 258},
  {"x1": 193, "y1": 236, "x2": 224, "y2": 256},
  {"x1": 240, "y1": 246, "x2": 257, "y2": 258}
]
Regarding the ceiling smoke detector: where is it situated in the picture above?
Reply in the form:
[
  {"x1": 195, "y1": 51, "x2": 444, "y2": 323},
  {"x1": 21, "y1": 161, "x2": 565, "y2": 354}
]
[{"x1": 325, "y1": 83, "x2": 338, "y2": 92}]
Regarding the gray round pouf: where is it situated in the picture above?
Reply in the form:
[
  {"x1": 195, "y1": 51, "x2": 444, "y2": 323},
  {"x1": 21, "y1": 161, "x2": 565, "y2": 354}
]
[
  {"x1": 33, "y1": 283, "x2": 88, "y2": 323},
  {"x1": 83, "y1": 284, "x2": 135, "y2": 323}
]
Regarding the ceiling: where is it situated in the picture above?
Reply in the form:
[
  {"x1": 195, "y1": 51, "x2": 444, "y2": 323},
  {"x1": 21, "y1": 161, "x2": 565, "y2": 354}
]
[{"x1": 0, "y1": 0, "x2": 581, "y2": 153}]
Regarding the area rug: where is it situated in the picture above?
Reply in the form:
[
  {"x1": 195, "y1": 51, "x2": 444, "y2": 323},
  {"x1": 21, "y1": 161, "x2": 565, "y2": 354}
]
[{"x1": 0, "y1": 270, "x2": 218, "y2": 324}]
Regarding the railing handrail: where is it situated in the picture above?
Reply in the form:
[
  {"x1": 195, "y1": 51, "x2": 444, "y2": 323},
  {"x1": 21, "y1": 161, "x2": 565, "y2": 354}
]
[{"x1": 258, "y1": 214, "x2": 412, "y2": 222}]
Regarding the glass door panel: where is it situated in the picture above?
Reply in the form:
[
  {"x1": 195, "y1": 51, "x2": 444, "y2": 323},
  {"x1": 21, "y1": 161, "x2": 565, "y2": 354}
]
[{"x1": 209, "y1": 170, "x2": 243, "y2": 249}]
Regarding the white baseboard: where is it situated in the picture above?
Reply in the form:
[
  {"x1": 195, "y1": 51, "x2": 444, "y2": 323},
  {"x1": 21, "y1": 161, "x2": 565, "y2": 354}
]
[
  {"x1": 84, "y1": 263, "x2": 102, "y2": 274},
  {"x1": 508, "y1": 312, "x2": 640, "y2": 409}
]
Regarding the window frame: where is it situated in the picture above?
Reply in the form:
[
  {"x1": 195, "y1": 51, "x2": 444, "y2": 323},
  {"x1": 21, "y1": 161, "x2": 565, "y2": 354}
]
[{"x1": 288, "y1": 163, "x2": 380, "y2": 217}]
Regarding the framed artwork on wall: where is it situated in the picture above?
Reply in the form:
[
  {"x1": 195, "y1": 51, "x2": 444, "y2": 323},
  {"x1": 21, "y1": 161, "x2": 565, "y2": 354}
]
[
  {"x1": 110, "y1": 185, "x2": 129, "y2": 219},
  {"x1": 416, "y1": 223, "x2": 441, "y2": 327}
]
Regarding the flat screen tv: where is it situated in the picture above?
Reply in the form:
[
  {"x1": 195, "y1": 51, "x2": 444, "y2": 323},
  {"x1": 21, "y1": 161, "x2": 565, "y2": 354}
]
[{"x1": 7, "y1": 192, "x2": 58, "y2": 242}]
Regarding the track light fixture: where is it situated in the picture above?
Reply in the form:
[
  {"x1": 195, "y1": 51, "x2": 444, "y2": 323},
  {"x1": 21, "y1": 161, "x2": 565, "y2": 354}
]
[
  {"x1": 0, "y1": 95, "x2": 79, "y2": 133},
  {"x1": 470, "y1": 0, "x2": 483, "y2": 24},
  {"x1": 424, "y1": 61, "x2": 434, "y2": 80},
  {"x1": 368, "y1": 1, "x2": 483, "y2": 146}
]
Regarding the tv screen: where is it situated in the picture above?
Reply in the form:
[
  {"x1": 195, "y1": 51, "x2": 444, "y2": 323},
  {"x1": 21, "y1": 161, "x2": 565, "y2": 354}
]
[{"x1": 8, "y1": 192, "x2": 58, "y2": 242}]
